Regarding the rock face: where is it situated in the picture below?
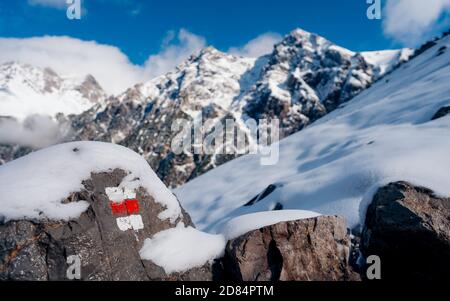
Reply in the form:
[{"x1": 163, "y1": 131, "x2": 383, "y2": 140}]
[
  {"x1": 221, "y1": 216, "x2": 359, "y2": 281},
  {"x1": 361, "y1": 182, "x2": 450, "y2": 280},
  {"x1": 0, "y1": 169, "x2": 212, "y2": 281}
]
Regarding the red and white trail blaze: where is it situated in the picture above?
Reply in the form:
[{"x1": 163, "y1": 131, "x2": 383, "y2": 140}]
[{"x1": 106, "y1": 187, "x2": 144, "y2": 231}]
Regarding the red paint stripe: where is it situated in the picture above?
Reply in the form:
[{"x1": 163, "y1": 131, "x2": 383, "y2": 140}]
[
  {"x1": 125, "y1": 199, "x2": 140, "y2": 215},
  {"x1": 110, "y1": 201, "x2": 127, "y2": 215},
  {"x1": 110, "y1": 199, "x2": 140, "y2": 216}
]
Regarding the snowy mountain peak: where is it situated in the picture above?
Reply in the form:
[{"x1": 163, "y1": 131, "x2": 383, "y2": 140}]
[
  {"x1": 287, "y1": 28, "x2": 327, "y2": 46},
  {"x1": 198, "y1": 46, "x2": 222, "y2": 56},
  {"x1": 281, "y1": 28, "x2": 355, "y2": 57},
  {"x1": 0, "y1": 62, "x2": 106, "y2": 121},
  {"x1": 0, "y1": 62, "x2": 63, "y2": 95}
]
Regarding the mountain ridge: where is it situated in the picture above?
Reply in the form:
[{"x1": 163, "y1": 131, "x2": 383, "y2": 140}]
[{"x1": 0, "y1": 28, "x2": 412, "y2": 187}]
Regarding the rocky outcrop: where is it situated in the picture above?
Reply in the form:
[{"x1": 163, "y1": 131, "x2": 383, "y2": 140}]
[
  {"x1": 431, "y1": 106, "x2": 450, "y2": 120},
  {"x1": 221, "y1": 216, "x2": 360, "y2": 281},
  {"x1": 361, "y1": 182, "x2": 450, "y2": 280},
  {"x1": 0, "y1": 169, "x2": 212, "y2": 281}
]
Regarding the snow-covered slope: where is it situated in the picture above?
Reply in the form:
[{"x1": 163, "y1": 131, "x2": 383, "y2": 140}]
[
  {"x1": 0, "y1": 62, "x2": 106, "y2": 121},
  {"x1": 361, "y1": 48, "x2": 413, "y2": 76},
  {"x1": 175, "y1": 33, "x2": 450, "y2": 233}
]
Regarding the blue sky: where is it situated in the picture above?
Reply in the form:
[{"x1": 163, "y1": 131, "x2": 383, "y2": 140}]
[
  {"x1": 0, "y1": 0, "x2": 401, "y2": 64},
  {"x1": 1, "y1": 0, "x2": 449, "y2": 94}
]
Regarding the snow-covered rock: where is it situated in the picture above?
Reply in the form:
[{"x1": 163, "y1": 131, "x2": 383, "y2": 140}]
[
  {"x1": 0, "y1": 142, "x2": 217, "y2": 280},
  {"x1": 140, "y1": 223, "x2": 226, "y2": 275},
  {"x1": 0, "y1": 141, "x2": 181, "y2": 222},
  {"x1": 222, "y1": 215, "x2": 359, "y2": 281}
]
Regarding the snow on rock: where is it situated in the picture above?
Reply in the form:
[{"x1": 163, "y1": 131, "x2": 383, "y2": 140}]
[
  {"x1": 0, "y1": 141, "x2": 182, "y2": 222},
  {"x1": 139, "y1": 210, "x2": 325, "y2": 274},
  {"x1": 219, "y1": 210, "x2": 321, "y2": 240},
  {"x1": 175, "y1": 33, "x2": 450, "y2": 232},
  {"x1": 222, "y1": 215, "x2": 359, "y2": 281},
  {"x1": 140, "y1": 223, "x2": 226, "y2": 274}
]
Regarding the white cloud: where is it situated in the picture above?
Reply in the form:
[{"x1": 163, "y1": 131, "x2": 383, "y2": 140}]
[
  {"x1": 0, "y1": 36, "x2": 143, "y2": 95},
  {"x1": 142, "y1": 29, "x2": 207, "y2": 79},
  {"x1": 0, "y1": 30, "x2": 207, "y2": 95},
  {"x1": 383, "y1": 0, "x2": 450, "y2": 46},
  {"x1": 228, "y1": 32, "x2": 282, "y2": 58},
  {"x1": 28, "y1": 0, "x2": 66, "y2": 9},
  {"x1": 0, "y1": 115, "x2": 71, "y2": 148}
]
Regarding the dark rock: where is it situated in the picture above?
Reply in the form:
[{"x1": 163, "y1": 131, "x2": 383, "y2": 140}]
[
  {"x1": 244, "y1": 184, "x2": 278, "y2": 207},
  {"x1": 437, "y1": 46, "x2": 447, "y2": 56},
  {"x1": 413, "y1": 40, "x2": 438, "y2": 58},
  {"x1": 0, "y1": 169, "x2": 213, "y2": 281},
  {"x1": 222, "y1": 216, "x2": 360, "y2": 281},
  {"x1": 431, "y1": 106, "x2": 450, "y2": 120},
  {"x1": 361, "y1": 181, "x2": 450, "y2": 280}
]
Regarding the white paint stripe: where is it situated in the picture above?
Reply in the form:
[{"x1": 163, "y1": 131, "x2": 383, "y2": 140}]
[
  {"x1": 116, "y1": 215, "x2": 144, "y2": 232},
  {"x1": 129, "y1": 215, "x2": 144, "y2": 230},
  {"x1": 116, "y1": 216, "x2": 132, "y2": 231},
  {"x1": 106, "y1": 187, "x2": 136, "y2": 202}
]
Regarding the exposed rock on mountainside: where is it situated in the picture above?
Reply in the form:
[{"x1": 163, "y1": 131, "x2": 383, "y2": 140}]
[
  {"x1": 221, "y1": 216, "x2": 359, "y2": 281},
  {"x1": 241, "y1": 29, "x2": 377, "y2": 137},
  {"x1": 0, "y1": 168, "x2": 212, "y2": 281},
  {"x1": 0, "y1": 144, "x2": 31, "y2": 166},
  {"x1": 69, "y1": 47, "x2": 258, "y2": 187},
  {"x1": 361, "y1": 182, "x2": 450, "y2": 280}
]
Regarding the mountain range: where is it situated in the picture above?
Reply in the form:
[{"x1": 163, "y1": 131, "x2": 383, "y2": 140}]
[{"x1": 0, "y1": 28, "x2": 412, "y2": 187}]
